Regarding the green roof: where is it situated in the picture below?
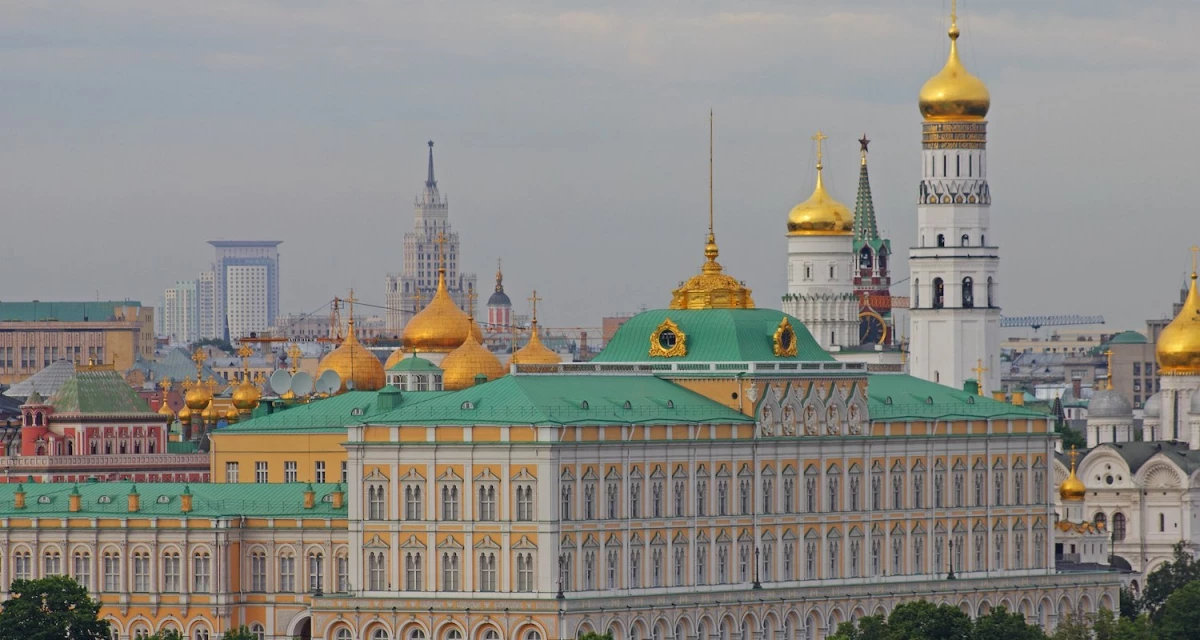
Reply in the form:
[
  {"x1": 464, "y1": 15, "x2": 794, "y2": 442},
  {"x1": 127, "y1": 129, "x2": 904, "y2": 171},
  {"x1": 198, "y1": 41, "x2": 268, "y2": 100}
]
[
  {"x1": 866, "y1": 374, "x2": 1048, "y2": 421},
  {"x1": 217, "y1": 390, "x2": 446, "y2": 434},
  {"x1": 593, "y1": 309, "x2": 832, "y2": 363},
  {"x1": 387, "y1": 355, "x2": 442, "y2": 373},
  {"x1": 0, "y1": 301, "x2": 142, "y2": 323},
  {"x1": 0, "y1": 482, "x2": 345, "y2": 519},
  {"x1": 370, "y1": 374, "x2": 754, "y2": 427},
  {"x1": 50, "y1": 371, "x2": 161, "y2": 417},
  {"x1": 1106, "y1": 331, "x2": 1147, "y2": 345}
]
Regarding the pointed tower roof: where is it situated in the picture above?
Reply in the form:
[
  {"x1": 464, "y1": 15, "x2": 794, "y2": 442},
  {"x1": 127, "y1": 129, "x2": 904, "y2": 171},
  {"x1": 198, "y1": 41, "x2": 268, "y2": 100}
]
[
  {"x1": 425, "y1": 140, "x2": 437, "y2": 189},
  {"x1": 488, "y1": 258, "x2": 511, "y2": 307},
  {"x1": 853, "y1": 134, "x2": 879, "y2": 243}
]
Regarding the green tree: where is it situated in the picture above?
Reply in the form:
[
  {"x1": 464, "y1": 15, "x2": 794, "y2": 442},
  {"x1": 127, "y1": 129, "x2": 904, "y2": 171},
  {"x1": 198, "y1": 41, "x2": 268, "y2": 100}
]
[
  {"x1": 1142, "y1": 542, "x2": 1200, "y2": 615},
  {"x1": 828, "y1": 615, "x2": 886, "y2": 640},
  {"x1": 1117, "y1": 587, "x2": 1141, "y2": 620},
  {"x1": 577, "y1": 633, "x2": 613, "y2": 640},
  {"x1": 1055, "y1": 422, "x2": 1086, "y2": 451},
  {"x1": 0, "y1": 575, "x2": 110, "y2": 640},
  {"x1": 220, "y1": 627, "x2": 257, "y2": 640},
  {"x1": 1154, "y1": 580, "x2": 1200, "y2": 639},
  {"x1": 145, "y1": 632, "x2": 185, "y2": 640},
  {"x1": 883, "y1": 600, "x2": 972, "y2": 640},
  {"x1": 1049, "y1": 613, "x2": 1091, "y2": 640},
  {"x1": 1091, "y1": 608, "x2": 1153, "y2": 640},
  {"x1": 192, "y1": 338, "x2": 235, "y2": 354},
  {"x1": 973, "y1": 606, "x2": 1047, "y2": 640}
]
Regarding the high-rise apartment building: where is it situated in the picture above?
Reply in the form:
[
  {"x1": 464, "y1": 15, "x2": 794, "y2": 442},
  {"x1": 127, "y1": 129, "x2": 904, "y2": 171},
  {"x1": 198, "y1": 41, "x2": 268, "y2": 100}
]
[
  {"x1": 197, "y1": 270, "x2": 217, "y2": 340},
  {"x1": 162, "y1": 280, "x2": 199, "y2": 344},
  {"x1": 207, "y1": 241, "x2": 282, "y2": 341}
]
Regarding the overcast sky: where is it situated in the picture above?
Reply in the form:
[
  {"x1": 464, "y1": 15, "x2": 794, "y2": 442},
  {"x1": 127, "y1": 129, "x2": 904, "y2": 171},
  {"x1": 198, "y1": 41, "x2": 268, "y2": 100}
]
[{"x1": 3, "y1": 0, "x2": 1199, "y2": 334}]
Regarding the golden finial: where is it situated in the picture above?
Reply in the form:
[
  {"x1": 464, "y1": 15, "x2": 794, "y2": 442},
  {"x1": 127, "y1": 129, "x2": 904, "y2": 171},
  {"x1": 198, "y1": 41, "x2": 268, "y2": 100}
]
[
  {"x1": 160, "y1": 379, "x2": 172, "y2": 393},
  {"x1": 972, "y1": 358, "x2": 988, "y2": 395},
  {"x1": 466, "y1": 289, "x2": 478, "y2": 318},
  {"x1": 1068, "y1": 444, "x2": 1078, "y2": 470},
  {"x1": 1191, "y1": 245, "x2": 1198, "y2": 278},
  {"x1": 949, "y1": 0, "x2": 959, "y2": 40},
  {"x1": 1105, "y1": 349, "x2": 1114, "y2": 391},
  {"x1": 529, "y1": 290, "x2": 543, "y2": 324},
  {"x1": 812, "y1": 130, "x2": 828, "y2": 172},
  {"x1": 434, "y1": 232, "x2": 448, "y2": 273},
  {"x1": 344, "y1": 289, "x2": 358, "y2": 334},
  {"x1": 703, "y1": 109, "x2": 720, "y2": 267},
  {"x1": 411, "y1": 289, "x2": 423, "y2": 311},
  {"x1": 287, "y1": 343, "x2": 302, "y2": 374}
]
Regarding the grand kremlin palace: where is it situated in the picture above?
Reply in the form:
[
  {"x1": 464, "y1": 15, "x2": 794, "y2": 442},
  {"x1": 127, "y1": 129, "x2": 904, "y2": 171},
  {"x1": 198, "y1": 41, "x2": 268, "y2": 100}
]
[{"x1": 0, "y1": 8, "x2": 1119, "y2": 640}]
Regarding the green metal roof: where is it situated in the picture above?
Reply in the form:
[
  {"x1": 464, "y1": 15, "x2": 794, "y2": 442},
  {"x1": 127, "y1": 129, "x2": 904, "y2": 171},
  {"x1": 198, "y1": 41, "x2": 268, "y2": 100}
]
[
  {"x1": 0, "y1": 482, "x2": 345, "y2": 519},
  {"x1": 0, "y1": 301, "x2": 142, "y2": 323},
  {"x1": 387, "y1": 356, "x2": 442, "y2": 373},
  {"x1": 50, "y1": 371, "x2": 161, "y2": 417},
  {"x1": 217, "y1": 390, "x2": 446, "y2": 434},
  {"x1": 370, "y1": 374, "x2": 754, "y2": 427},
  {"x1": 593, "y1": 309, "x2": 832, "y2": 363},
  {"x1": 866, "y1": 374, "x2": 1048, "y2": 421},
  {"x1": 1106, "y1": 331, "x2": 1147, "y2": 345}
]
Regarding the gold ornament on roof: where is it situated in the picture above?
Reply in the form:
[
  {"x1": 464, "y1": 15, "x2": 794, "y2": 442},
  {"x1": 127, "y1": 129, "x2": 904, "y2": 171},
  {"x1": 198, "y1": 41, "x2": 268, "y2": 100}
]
[
  {"x1": 787, "y1": 131, "x2": 853, "y2": 236},
  {"x1": 157, "y1": 380, "x2": 175, "y2": 419},
  {"x1": 670, "y1": 111, "x2": 755, "y2": 310},
  {"x1": 972, "y1": 359, "x2": 988, "y2": 396},
  {"x1": 318, "y1": 290, "x2": 386, "y2": 392},
  {"x1": 231, "y1": 344, "x2": 261, "y2": 414},
  {"x1": 649, "y1": 318, "x2": 687, "y2": 358},
  {"x1": 183, "y1": 349, "x2": 213, "y2": 411},
  {"x1": 201, "y1": 400, "x2": 218, "y2": 425},
  {"x1": 918, "y1": 0, "x2": 991, "y2": 121},
  {"x1": 440, "y1": 323, "x2": 506, "y2": 391},
  {"x1": 1059, "y1": 445, "x2": 1086, "y2": 502},
  {"x1": 512, "y1": 290, "x2": 561, "y2": 365},
  {"x1": 401, "y1": 233, "x2": 481, "y2": 352},
  {"x1": 772, "y1": 318, "x2": 798, "y2": 357},
  {"x1": 1157, "y1": 246, "x2": 1200, "y2": 376}
]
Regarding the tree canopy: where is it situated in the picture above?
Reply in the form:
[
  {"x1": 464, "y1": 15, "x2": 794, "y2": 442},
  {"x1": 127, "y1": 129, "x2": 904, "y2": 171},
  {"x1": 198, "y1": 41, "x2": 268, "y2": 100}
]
[{"x1": 0, "y1": 575, "x2": 110, "y2": 640}]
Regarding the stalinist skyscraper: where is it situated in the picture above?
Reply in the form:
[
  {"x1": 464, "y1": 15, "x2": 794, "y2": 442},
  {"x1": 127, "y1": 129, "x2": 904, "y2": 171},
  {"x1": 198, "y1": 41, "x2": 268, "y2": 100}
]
[
  {"x1": 908, "y1": 3, "x2": 1000, "y2": 392},
  {"x1": 385, "y1": 142, "x2": 477, "y2": 333}
]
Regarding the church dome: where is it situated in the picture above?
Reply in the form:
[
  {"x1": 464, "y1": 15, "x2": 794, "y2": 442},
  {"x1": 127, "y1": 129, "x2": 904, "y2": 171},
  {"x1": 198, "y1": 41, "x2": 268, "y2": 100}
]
[
  {"x1": 670, "y1": 233, "x2": 755, "y2": 310},
  {"x1": 512, "y1": 322, "x2": 561, "y2": 366},
  {"x1": 488, "y1": 289, "x2": 511, "y2": 307},
  {"x1": 1157, "y1": 271, "x2": 1200, "y2": 376},
  {"x1": 231, "y1": 380, "x2": 261, "y2": 412},
  {"x1": 402, "y1": 267, "x2": 478, "y2": 353},
  {"x1": 787, "y1": 150, "x2": 852, "y2": 236},
  {"x1": 157, "y1": 396, "x2": 175, "y2": 419},
  {"x1": 440, "y1": 326, "x2": 506, "y2": 391},
  {"x1": 918, "y1": 20, "x2": 990, "y2": 121},
  {"x1": 1059, "y1": 449, "x2": 1086, "y2": 502},
  {"x1": 318, "y1": 320, "x2": 386, "y2": 392},
  {"x1": 184, "y1": 384, "x2": 212, "y2": 411},
  {"x1": 201, "y1": 401, "x2": 218, "y2": 425},
  {"x1": 1087, "y1": 389, "x2": 1132, "y2": 419},
  {"x1": 178, "y1": 405, "x2": 192, "y2": 423},
  {"x1": 1145, "y1": 392, "x2": 1162, "y2": 418}
]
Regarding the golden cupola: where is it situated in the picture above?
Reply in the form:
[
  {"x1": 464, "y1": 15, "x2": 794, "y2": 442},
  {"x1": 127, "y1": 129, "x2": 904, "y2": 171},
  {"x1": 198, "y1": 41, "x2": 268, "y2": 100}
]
[
  {"x1": 1059, "y1": 446, "x2": 1086, "y2": 502},
  {"x1": 512, "y1": 290, "x2": 561, "y2": 365},
  {"x1": 918, "y1": 5, "x2": 990, "y2": 121},
  {"x1": 670, "y1": 112, "x2": 755, "y2": 310},
  {"x1": 231, "y1": 345, "x2": 262, "y2": 413},
  {"x1": 440, "y1": 322, "x2": 506, "y2": 391},
  {"x1": 1157, "y1": 252, "x2": 1200, "y2": 376},
  {"x1": 787, "y1": 131, "x2": 853, "y2": 236},
  {"x1": 401, "y1": 238, "x2": 480, "y2": 353},
  {"x1": 318, "y1": 293, "x2": 386, "y2": 392}
]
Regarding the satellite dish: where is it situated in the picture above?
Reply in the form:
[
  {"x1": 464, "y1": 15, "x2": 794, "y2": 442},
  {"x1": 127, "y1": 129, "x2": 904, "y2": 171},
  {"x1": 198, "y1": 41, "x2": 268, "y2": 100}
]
[
  {"x1": 316, "y1": 370, "x2": 341, "y2": 395},
  {"x1": 291, "y1": 372, "x2": 314, "y2": 397},
  {"x1": 269, "y1": 370, "x2": 293, "y2": 396}
]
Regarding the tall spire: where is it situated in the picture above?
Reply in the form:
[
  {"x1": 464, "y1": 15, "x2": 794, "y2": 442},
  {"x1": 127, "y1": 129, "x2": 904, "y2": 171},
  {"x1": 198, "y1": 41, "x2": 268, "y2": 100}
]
[
  {"x1": 425, "y1": 140, "x2": 437, "y2": 189},
  {"x1": 853, "y1": 133, "x2": 879, "y2": 243},
  {"x1": 495, "y1": 258, "x2": 504, "y2": 293}
]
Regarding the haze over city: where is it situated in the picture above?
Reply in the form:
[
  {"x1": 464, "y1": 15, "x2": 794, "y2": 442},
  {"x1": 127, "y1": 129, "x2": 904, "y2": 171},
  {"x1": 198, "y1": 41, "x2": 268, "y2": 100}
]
[{"x1": 3, "y1": 0, "x2": 1198, "y2": 329}]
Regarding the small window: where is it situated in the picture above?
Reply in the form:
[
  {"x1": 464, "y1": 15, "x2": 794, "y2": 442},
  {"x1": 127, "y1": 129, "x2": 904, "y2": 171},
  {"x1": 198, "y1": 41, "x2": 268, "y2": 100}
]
[
  {"x1": 157, "y1": 495, "x2": 170, "y2": 504},
  {"x1": 623, "y1": 401, "x2": 632, "y2": 410},
  {"x1": 461, "y1": 401, "x2": 475, "y2": 410},
  {"x1": 580, "y1": 401, "x2": 589, "y2": 410},
  {"x1": 97, "y1": 496, "x2": 112, "y2": 504},
  {"x1": 37, "y1": 496, "x2": 51, "y2": 504},
  {"x1": 666, "y1": 400, "x2": 674, "y2": 409}
]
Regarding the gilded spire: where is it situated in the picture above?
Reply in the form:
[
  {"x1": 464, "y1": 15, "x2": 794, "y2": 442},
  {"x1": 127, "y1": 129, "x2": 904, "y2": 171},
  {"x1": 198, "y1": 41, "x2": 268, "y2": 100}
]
[
  {"x1": 495, "y1": 258, "x2": 504, "y2": 293},
  {"x1": 853, "y1": 133, "x2": 879, "y2": 243},
  {"x1": 918, "y1": 0, "x2": 990, "y2": 121},
  {"x1": 670, "y1": 111, "x2": 755, "y2": 310},
  {"x1": 1105, "y1": 349, "x2": 1114, "y2": 391}
]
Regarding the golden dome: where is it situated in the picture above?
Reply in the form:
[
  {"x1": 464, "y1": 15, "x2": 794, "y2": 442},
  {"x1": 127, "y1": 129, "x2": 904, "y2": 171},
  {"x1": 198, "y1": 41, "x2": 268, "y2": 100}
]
[
  {"x1": 201, "y1": 401, "x2": 218, "y2": 425},
  {"x1": 670, "y1": 233, "x2": 755, "y2": 310},
  {"x1": 440, "y1": 325, "x2": 506, "y2": 391},
  {"x1": 224, "y1": 405, "x2": 240, "y2": 423},
  {"x1": 318, "y1": 319, "x2": 386, "y2": 392},
  {"x1": 157, "y1": 395, "x2": 175, "y2": 419},
  {"x1": 178, "y1": 405, "x2": 192, "y2": 423},
  {"x1": 918, "y1": 19, "x2": 990, "y2": 121},
  {"x1": 1157, "y1": 267, "x2": 1200, "y2": 376},
  {"x1": 512, "y1": 322, "x2": 561, "y2": 365},
  {"x1": 787, "y1": 134, "x2": 852, "y2": 236},
  {"x1": 184, "y1": 383, "x2": 211, "y2": 411},
  {"x1": 231, "y1": 380, "x2": 261, "y2": 413},
  {"x1": 1060, "y1": 447, "x2": 1086, "y2": 502},
  {"x1": 402, "y1": 267, "x2": 477, "y2": 353},
  {"x1": 384, "y1": 349, "x2": 407, "y2": 370}
]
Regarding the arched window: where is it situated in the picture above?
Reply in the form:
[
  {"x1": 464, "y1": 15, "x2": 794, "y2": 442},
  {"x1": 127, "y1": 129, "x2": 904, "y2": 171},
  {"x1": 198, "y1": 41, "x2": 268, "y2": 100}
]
[
  {"x1": 409, "y1": 630, "x2": 427, "y2": 640},
  {"x1": 962, "y1": 277, "x2": 974, "y2": 308},
  {"x1": 445, "y1": 629, "x2": 463, "y2": 640},
  {"x1": 933, "y1": 278, "x2": 945, "y2": 309},
  {"x1": 371, "y1": 629, "x2": 390, "y2": 640},
  {"x1": 961, "y1": 234, "x2": 969, "y2": 247},
  {"x1": 937, "y1": 234, "x2": 946, "y2": 248},
  {"x1": 1113, "y1": 513, "x2": 1127, "y2": 541},
  {"x1": 858, "y1": 246, "x2": 873, "y2": 271},
  {"x1": 1094, "y1": 512, "x2": 1107, "y2": 528},
  {"x1": 986, "y1": 277, "x2": 994, "y2": 308},
  {"x1": 336, "y1": 629, "x2": 353, "y2": 640},
  {"x1": 878, "y1": 247, "x2": 888, "y2": 273},
  {"x1": 250, "y1": 625, "x2": 265, "y2": 640},
  {"x1": 913, "y1": 279, "x2": 920, "y2": 308}
]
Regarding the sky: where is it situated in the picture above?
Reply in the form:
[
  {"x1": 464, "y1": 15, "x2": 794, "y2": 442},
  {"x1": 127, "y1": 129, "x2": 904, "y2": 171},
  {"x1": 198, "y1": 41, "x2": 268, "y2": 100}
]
[{"x1": 3, "y1": 0, "x2": 1199, "y2": 334}]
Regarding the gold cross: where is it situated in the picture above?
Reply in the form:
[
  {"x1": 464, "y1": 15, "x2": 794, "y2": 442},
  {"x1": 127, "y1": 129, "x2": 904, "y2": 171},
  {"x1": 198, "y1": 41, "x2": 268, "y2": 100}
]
[
  {"x1": 160, "y1": 379, "x2": 172, "y2": 393},
  {"x1": 972, "y1": 358, "x2": 988, "y2": 395},
  {"x1": 466, "y1": 289, "x2": 478, "y2": 317},
  {"x1": 191, "y1": 348, "x2": 207, "y2": 377},
  {"x1": 411, "y1": 289, "x2": 423, "y2": 310},
  {"x1": 950, "y1": 0, "x2": 957, "y2": 28},
  {"x1": 812, "y1": 130, "x2": 828, "y2": 168},
  {"x1": 434, "y1": 232, "x2": 448, "y2": 271},
  {"x1": 529, "y1": 290, "x2": 543, "y2": 323},
  {"x1": 1068, "y1": 444, "x2": 1078, "y2": 469},
  {"x1": 1191, "y1": 245, "x2": 1198, "y2": 274},
  {"x1": 287, "y1": 343, "x2": 302, "y2": 374},
  {"x1": 1105, "y1": 349, "x2": 1114, "y2": 390}
]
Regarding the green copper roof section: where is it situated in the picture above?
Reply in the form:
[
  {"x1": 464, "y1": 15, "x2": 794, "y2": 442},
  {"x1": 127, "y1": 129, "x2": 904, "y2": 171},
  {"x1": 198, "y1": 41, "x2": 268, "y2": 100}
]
[
  {"x1": 0, "y1": 482, "x2": 346, "y2": 519},
  {"x1": 592, "y1": 309, "x2": 832, "y2": 363},
  {"x1": 866, "y1": 374, "x2": 1048, "y2": 421},
  {"x1": 370, "y1": 374, "x2": 754, "y2": 427},
  {"x1": 50, "y1": 371, "x2": 160, "y2": 417},
  {"x1": 1106, "y1": 331, "x2": 1147, "y2": 345},
  {"x1": 388, "y1": 355, "x2": 442, "y2": 373},
  {"x1": 217, "y1": 390, "x2": 446, "y2": 434},
  {"x1": 0, "y1": 301, "x2": 142, "y2": 323},
  {"x1": 852, "y1": 152, "x2": 890, "y2": 254}
]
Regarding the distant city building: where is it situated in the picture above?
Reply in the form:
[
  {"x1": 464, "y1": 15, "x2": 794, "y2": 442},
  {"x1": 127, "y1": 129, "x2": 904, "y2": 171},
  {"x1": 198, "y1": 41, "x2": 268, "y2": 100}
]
[
  {"x1": 486, "y1": 261, "x2": 512, "y2": 331},
  {"x1": 385, "y1": 142, "x2": 477, "y2": 334},
  {"x1": 162, "y1": 280, "x2": 199, "y2": 344},
  {"x1": 197, "y1": 269, "x2": 217, "y2": 340},
  {"x1": 0, "y1": 302, "x2": 154, "y2": 385},
  {"x1": 207, "y1": 240, "x2": 282, "y2": 341}
]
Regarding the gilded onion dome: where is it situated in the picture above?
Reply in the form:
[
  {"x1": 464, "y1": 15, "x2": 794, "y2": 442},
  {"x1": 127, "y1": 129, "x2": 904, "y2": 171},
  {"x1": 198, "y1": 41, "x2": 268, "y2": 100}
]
[
  {"x1": 512, "y1": 293, "x2": 561, "y2": 365},
  {"x1": 918, "y1": 12, "x2": 990, "y2": 121},
  {"x1": 231, "y1": 380, "x2": 261, "y2": 413},
  {"x1": 224, "y1": 405, "x2": 240, "y2": 423},
  {"x1": 1157, "y1": 261, "x2": 1200, "y2": 376},
  {"x1": 157, "y1": 395, "x2": 175, "y2": 419},
  {"x1": 384, "y1": 349, "x2": 408, "y2": 370},
  {"x1": 178, "y1": 404, "x2": 192, "y2": 423},
  {"x1": 787, "y1": 132, "x2": 853, "y2": 236},
  {"x1": 402, "y1": 265, "x2": 478, "y2": 353},
  {"x1": 1060, "y1": 448, "x2": 1086, "y2": 502},
  {"x1": 319, "y1": 317, "x2": 386, "y2": 392},
  {"x1": 201, "y1": 401, "x2": 218, "y2": 425},
  {"x1": 440, "y1": 323, "x2": 506, "y2": 391},
  {"x1": 184, "y1": 383, "x2": 211, "y2": 411}
]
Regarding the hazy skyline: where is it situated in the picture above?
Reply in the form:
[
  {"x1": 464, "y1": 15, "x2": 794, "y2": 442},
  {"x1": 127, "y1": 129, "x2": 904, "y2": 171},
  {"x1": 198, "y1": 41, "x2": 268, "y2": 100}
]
[{"x1": 4, "y1": 1, "x2": 1199, "y2": 334}]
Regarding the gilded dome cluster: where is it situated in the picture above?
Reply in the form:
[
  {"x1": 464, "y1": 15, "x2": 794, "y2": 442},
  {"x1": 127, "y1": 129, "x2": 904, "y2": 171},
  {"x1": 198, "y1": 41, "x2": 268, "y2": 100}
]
[
  {"x1": 399, "y1": 268, "x2": 481, "y2": 354},
  {"x1": 918, "y1": 19, "x2": 990, "y2": 121}
]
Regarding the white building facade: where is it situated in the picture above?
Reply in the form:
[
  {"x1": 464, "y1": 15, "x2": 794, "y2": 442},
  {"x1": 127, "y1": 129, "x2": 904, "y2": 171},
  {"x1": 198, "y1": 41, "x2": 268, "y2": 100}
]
[
  {"x1": 207, "y1": 240, "x2": 282, "y2": 341},
  {"x1": 162, "y1": 280, "x2": 199, "y2": 344}
]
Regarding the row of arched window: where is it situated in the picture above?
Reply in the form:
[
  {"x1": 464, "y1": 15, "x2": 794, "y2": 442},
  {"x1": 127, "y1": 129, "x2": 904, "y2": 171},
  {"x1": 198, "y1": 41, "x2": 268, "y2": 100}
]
[
  {"x1": 917, "y1": 276, "x2": 994, "y2": 309},
  {"x1": 365, "y1": 483, "x2": 534, "y2": 522},
  {"x1": 332, "y1": 626, "x2": 541, "y2": 640},
  {"x1": 928, "y1": 151, "x2": 983, "y2": 179},
  {"x1": 366, "y1": 551, "x2": 535, "y2": 593}
]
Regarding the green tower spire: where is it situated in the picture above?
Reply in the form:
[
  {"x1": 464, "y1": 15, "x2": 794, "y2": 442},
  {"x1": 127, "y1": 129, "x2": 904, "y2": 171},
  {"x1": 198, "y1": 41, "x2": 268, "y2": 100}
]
[{"x1": 853, "y1": 134, "x2": 879, "y2": 244}]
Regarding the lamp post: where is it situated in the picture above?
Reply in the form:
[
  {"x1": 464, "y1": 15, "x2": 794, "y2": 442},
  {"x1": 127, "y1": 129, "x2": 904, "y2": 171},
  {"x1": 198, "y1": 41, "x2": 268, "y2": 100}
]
[
  {"x1": 753, "y1": 547, "x2": 762, "y2": 589},
  {"x1": 947, "y1": 539, "x2": 956, "y2": 580}
]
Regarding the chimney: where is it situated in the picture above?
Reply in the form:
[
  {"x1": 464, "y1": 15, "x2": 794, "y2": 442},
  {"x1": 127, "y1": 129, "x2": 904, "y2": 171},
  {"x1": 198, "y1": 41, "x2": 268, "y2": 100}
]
[
  {"x1": 1012, "y1": 391, "x2": 1026, "y2": 406},
  {"x1": 69, "y1": 485, "x2": 81, "y2": 513},
  {"x1": 331, "y1": 484, "x2": 345, "y2": 509},
  {"x1": 303, "y1": 483, "x2": 316, "y2": 510},
  {"x1": 181, "y1": 485, "x2": 193, "y2": 513},
  {"x1": 14, "y1": 484, "x2": 26, "y2": 509},
  {"x1": 127, "y1": 485, "x2": 140, "y2": 513},
  {"x1": 992, "y1": 391, "x2": 1007, "y2": 403}
]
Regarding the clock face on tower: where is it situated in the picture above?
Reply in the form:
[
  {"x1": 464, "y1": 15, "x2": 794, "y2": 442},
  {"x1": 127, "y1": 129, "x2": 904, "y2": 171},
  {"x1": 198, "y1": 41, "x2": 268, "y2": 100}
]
[{"x1": 859, "y1": 311, "x2": 887, "y2": 346}]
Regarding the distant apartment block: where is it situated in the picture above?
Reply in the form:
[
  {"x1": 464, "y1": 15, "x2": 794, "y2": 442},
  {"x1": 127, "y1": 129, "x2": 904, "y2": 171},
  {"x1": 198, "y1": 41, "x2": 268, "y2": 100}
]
[{"x1": 0, "y1": 301, "x2": 154, "y2": 385}]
